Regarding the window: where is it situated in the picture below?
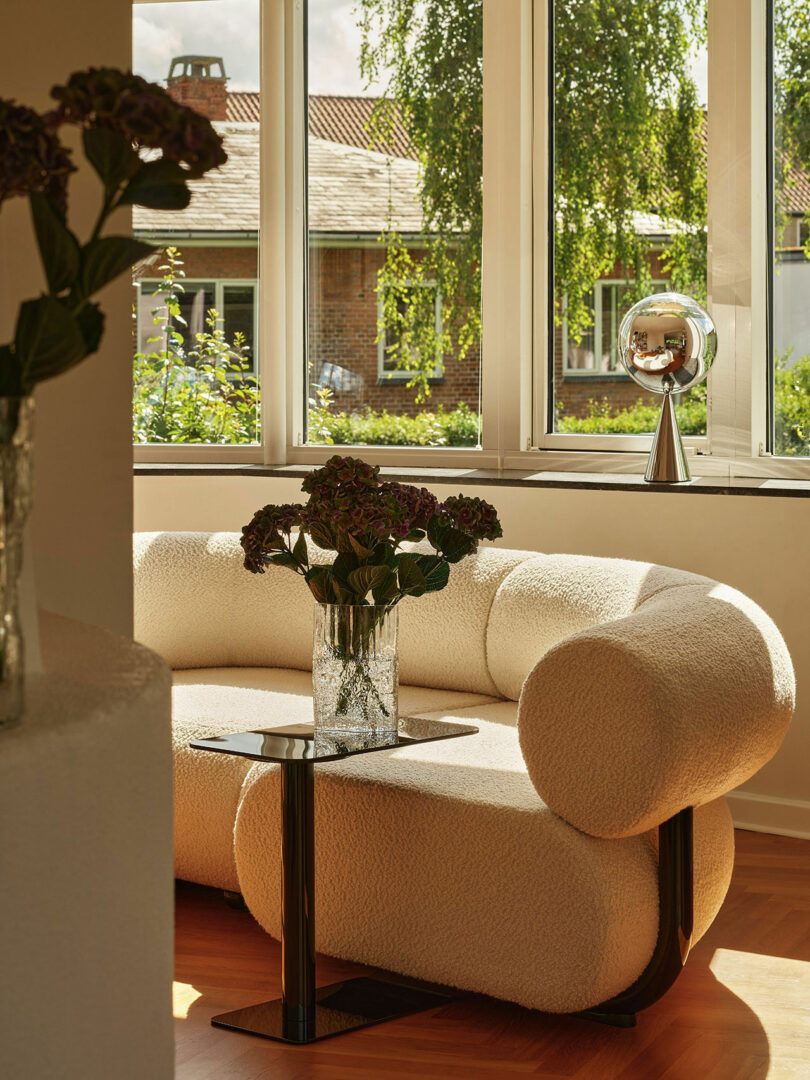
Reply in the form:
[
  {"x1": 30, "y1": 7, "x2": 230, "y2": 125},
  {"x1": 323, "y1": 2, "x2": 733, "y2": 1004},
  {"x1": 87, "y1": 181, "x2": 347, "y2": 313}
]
[
  {"x1": 378, "y1": 284, "x2": 444, "y2": 383},
  {"x1": 771, "y1": 0, "x2": 810, "y2": 458},
  {"x1": 133, "y1": 1, "x2": 808, "y2": 481},
  {"x1": 131, "y1": 0, "x2": 260, "y2": 448},
  {"x1": 303, "y1": 0, "x2": 482, "y2": 449},
  {"x1": 547, "y1": 0, "x2": 708, "y2": 439}
]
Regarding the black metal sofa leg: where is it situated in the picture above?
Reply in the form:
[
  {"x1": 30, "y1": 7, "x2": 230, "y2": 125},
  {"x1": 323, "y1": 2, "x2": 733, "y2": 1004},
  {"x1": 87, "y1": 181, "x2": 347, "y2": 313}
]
[{"x1": 575, "y1": 806, "x2": 694, "y2": 1027}]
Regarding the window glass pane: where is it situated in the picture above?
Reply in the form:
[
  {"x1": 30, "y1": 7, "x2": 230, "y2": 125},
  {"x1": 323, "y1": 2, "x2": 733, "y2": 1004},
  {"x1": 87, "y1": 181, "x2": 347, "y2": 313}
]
[
  {"x1": 772, "y1": 0, "x2": 810, "y2": 456},
  {"x1": 223, "y1": 284, "x2": 257, "y2": 371},
  {"x1": 305, "y1": 0, "x2": 482, "y2": 448},
  {"x1": 551, "y1": 1, "x2": 708, "y2": 437},
  {"x1": 132, "y1": 0, "x2": 260, "y2": 445}
]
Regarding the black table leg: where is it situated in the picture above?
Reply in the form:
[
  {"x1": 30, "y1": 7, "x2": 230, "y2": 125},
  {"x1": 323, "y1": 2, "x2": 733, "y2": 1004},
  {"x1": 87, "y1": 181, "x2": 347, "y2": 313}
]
[
  {"x1": 211, "y1": 759, "x2": 459, "y2": 1044},
  {"x1": 280, "y1": 760, "x2": 315, "y2": 1039}
]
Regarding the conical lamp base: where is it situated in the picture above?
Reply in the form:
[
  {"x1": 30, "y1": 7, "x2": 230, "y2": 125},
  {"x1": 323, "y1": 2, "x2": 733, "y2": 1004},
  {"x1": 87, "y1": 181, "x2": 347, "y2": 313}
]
[{"x1": 645, "y1": 392, "x2": 690, "y2": 483}]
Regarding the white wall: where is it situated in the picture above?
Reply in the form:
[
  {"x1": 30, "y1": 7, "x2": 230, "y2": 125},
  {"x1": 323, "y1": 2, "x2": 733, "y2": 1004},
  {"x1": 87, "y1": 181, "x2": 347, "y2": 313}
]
[
  {"x1": 0, "y1": 0, "x2": 134, "y2": 638},
  {"x1": 135, "y1": 473, "x2": 810, "y2": 837}
]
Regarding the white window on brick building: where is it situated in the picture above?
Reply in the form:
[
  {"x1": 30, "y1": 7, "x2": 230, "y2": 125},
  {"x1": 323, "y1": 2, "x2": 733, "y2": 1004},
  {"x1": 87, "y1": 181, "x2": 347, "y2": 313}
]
[
  {"x1": 562, "y1": 281, "x2": 668, "y2": 376},
  {"x1": 377, "y1": 283, "x2": 444, "y2": 383}
]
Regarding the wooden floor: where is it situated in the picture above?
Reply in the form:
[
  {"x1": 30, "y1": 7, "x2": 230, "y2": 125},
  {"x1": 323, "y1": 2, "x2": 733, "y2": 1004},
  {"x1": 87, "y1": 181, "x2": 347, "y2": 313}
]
[{"x1": 174, "y1": 829, "x2": 810, "y2": 1080}]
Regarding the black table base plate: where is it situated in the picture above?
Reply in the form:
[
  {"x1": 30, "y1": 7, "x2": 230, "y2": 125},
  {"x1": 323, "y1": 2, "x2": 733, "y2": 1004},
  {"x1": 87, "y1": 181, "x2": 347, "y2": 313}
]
[{"x1": 211, "y1": 975, "x2": 457, "y2": 1044}]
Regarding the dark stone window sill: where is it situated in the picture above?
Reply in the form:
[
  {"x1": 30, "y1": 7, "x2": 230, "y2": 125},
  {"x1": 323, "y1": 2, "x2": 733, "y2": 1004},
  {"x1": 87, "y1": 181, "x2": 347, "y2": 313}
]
[{"x1": 133, "y1": 462, "x2": 810, "y2": 497}]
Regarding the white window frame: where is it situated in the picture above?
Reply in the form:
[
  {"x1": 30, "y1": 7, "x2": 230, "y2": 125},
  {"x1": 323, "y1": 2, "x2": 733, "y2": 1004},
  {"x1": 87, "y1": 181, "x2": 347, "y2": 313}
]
[
  {"x1": 136, "y1": 0, "x2": 806, "y2": 480},
  {"x1": 376, "y1": 282, "x2": 444, "y2": 383}
]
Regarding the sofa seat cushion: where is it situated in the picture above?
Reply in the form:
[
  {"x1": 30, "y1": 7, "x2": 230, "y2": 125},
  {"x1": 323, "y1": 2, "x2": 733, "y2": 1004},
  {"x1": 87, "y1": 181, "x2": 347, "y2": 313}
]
[
  {"x1": 172, "y1": 668, "x2": 500, "y2": 890},
  {"x1": 233, "y1": 702, "x2": 734, "y2": 1014}
]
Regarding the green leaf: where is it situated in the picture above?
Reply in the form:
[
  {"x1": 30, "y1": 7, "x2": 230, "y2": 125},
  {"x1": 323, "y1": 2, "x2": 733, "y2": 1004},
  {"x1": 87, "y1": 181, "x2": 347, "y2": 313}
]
[
  {"x1": 80, "y1": 236, "x2": 157, "y2": 297},
  {"x1": 427, "y1": 515, "x2": 449, "y2": 550},
  {"x1": 307, "y1": 521, "x2": 336, "y2": 551},
  {"x1": 398, "y1": 557, "x2": 426, "y2": 597},
  {"x1": 119, "y1": 160, "x2": 192, "y2": 210},
  {"x1": 372, "y1": 541, "x2": 397, "y2": 567},
  {"x1": 423, "y1": 559, "x2": 450, "y2": 593},
  {"x1": 332, "y1": 551, "x2": 359, "y2": 584},
  {"x1": 29, "y1": 194, "x2": 80, "y2": 293},
  {"x1": 15, "y1": 296, "x2": 86, "y2": 388},
  {"x1": 372, "y1": 569, "x2": 399, "y2": 605},
  {"x1": 292, "y1": 530, "x2": 309, "y2": 567},
  {"x1": 82, "y1": 128, "x2": 139, "y2": 193},
  {"x1": 347, "y1": 564, "x2": 392, "y2": 600},
  {"x1": 75, "y1": 302, "x2": 105, "y2": 357},
  {"x1": 0, "y1": 345, "x2": 22, "y2": 397},
  {"x1": 306, "y1": 565, "x2": 333, "y2": 602},
  {"x1": 348, "y1": 533, "x2": 374, "y2": 559},
  {"x1": 439, "y1": 527, "x2": 476, "y2": 564}
]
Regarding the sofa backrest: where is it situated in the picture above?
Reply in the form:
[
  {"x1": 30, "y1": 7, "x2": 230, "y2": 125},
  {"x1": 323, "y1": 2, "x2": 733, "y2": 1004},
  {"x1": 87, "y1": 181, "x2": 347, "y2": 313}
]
[{"x1": 133, "y1": 532, "x2": 720, "y2": 700}]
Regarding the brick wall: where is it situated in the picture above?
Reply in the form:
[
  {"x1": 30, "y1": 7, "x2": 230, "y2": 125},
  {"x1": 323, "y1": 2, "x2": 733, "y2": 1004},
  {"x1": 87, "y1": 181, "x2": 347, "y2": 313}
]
[
  {"x1": 138, "y1": 241, "x2": 681, "y2": 422},
  {"x1": 166, "y1": 75, "x2": 227, "y2": 121}
]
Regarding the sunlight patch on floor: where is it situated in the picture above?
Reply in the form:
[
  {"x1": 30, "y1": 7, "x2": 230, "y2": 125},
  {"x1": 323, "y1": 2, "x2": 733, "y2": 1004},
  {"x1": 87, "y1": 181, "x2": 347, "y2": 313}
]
[
  {"x1": 709, "y1": 948, "x2": 810, "y2": 1078},
  {"x1": 173, "y1": 981, "x2": 202, "y2": 1019}
]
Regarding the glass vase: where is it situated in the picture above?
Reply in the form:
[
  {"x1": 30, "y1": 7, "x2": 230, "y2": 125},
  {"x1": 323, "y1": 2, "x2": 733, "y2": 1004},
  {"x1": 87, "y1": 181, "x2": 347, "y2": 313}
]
[
  {"x1": 312, "y1": 603, "x2": 399, "y2": 737},
  {"x1": 0, "y1": 397, "x2": 34, "y2": 731}
]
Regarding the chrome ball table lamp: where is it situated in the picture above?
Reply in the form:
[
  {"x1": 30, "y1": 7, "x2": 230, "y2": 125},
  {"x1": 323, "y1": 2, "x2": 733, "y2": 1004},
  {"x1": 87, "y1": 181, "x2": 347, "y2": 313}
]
[{"x1": 618, "y1": 292, "x2": 717, "y2": 484}]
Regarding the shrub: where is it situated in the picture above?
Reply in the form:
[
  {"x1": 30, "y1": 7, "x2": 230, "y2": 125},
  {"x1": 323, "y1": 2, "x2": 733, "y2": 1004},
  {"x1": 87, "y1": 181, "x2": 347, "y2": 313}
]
[
  {"x1": 557, "y1": 386, "x2": 707, "y2": 437},
  {"x1": 308, "y1": 400, "x2": 480, "y2": 447},
  {"x1": 774, "y1": 352, "x2": 810, "y2": 456}
]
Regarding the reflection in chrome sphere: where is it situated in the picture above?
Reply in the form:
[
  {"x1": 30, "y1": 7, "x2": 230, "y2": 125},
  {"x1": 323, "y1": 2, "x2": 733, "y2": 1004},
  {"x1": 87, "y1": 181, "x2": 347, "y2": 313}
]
[{"x1": 618, "y1": 291, "x2": 717, "y2": 395}]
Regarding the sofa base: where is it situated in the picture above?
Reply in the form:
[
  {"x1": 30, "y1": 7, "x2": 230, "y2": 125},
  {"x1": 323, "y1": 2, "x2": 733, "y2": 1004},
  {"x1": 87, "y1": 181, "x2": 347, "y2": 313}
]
[{"x1": 211, "y1": 975, "x2": 459, "y2": 1044}]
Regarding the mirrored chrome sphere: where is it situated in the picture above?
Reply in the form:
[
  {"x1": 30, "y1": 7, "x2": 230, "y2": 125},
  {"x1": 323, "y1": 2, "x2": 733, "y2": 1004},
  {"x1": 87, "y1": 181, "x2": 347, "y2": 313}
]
[{"x1": 618, "y1": 291, "x2": 717, "y2": 395}]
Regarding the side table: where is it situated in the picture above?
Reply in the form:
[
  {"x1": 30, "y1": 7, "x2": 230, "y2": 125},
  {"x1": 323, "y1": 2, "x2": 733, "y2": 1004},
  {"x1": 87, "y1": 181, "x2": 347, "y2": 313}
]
[{"x1": 190, "y1": 716, "x2": 478, "y2": 1044}]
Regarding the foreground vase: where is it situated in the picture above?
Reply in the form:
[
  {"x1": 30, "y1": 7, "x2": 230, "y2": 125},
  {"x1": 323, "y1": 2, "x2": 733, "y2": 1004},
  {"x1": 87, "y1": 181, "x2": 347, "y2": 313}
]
[
  {"x1": 312, "y1": 603, "x2": 399, "y2": 737},
  {"x1": 0, "y1": 397, "x2": 34, "y2": 731}
]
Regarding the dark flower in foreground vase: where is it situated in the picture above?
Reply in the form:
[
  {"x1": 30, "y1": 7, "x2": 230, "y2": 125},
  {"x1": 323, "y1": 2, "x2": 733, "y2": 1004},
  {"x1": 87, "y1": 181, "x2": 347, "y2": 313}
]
[
  {"x1": 440, "y1": 494, "x2": 503, "y2": 542},
  {"x1": 0, "y1": 98, "x2": 74, "y2": 215},
  {"x1": 241, "y1": 503, "x2": 304, "y2": 573},
  {"x1": 47, "y1": 67, "x2": 227, "y2": 177}
]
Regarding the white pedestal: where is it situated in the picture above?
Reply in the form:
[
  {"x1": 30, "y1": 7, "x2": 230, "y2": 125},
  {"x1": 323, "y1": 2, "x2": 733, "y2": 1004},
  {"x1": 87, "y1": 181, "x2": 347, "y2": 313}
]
[{"x1": 0, "y1": 613, "x2": 174, "y2": 1080}]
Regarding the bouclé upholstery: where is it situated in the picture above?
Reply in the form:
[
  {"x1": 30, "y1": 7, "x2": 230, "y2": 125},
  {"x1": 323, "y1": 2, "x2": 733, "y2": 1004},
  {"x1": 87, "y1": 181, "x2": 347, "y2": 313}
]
[{"x1": 134, "y1": 531, "x2": 793, "y2": 1014}]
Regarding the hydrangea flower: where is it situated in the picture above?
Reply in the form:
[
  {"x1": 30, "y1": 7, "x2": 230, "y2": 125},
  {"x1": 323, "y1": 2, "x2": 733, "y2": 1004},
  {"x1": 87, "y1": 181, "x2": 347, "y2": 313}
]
[
  {"x1": 0, "y1": 98, "x2": 74, "y2": 215},
  {"x1": 47, "y1": 67, "x2": 227, "y2": 177},
  {"x1": 241, "y1": 503, "x2": 304, "y2": 573}
]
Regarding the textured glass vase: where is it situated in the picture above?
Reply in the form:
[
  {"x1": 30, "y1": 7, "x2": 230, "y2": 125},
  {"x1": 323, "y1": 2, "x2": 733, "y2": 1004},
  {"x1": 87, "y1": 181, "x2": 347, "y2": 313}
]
[
  {"x1": 0, "y1": 398, "x2": 34, "y2": 731},
  {"x1": 312, "y1": 603, "x2": 399, "y2": 736}
]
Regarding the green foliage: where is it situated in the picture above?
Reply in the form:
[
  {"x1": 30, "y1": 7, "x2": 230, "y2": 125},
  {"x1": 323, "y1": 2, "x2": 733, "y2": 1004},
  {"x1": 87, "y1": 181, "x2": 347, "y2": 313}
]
[
  {"x1": 358, "y1": 0, "x2": 708, "y2": 397},
  {"x1": 133, "y1": 248, "x2": 260, "y2": 444},
  {"x1": 307, "y1": 397, "x2": 480, "y2": 447},
  {"x1": 774, "y1": 352, "x2": 810, "y2": 456},
  {"x1": 775, "y1": 0, "x2": 810, "y2": 253},
  {"x1": 359, "y1": 0, "x2": 482, "y2": 399},
  {"x1": 557, "y1": 384, "x2": 707, "y2": 437}
]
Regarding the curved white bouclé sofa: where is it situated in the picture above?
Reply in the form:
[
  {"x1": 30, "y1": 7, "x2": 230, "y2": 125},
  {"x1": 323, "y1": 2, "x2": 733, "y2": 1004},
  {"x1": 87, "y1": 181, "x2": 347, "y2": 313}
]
[{"x1": 134, "y1": 531, "x2": 794, "y2": 1015}]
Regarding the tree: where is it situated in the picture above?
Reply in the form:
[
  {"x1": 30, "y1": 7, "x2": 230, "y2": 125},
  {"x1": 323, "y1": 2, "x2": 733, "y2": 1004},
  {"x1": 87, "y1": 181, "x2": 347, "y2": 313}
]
[{"x1": 358, "y1": 0, "x2": 708, "y2": 395}]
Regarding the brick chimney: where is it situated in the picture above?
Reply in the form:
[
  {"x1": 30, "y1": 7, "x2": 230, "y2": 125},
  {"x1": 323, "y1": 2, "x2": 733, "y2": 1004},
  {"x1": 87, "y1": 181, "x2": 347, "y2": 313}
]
[{"x1": 166, "y1": 56, "x2": 228, "y2": 121}]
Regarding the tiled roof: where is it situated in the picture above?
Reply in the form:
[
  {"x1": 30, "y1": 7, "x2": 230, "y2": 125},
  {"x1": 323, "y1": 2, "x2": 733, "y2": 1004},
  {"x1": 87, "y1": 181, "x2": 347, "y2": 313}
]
[
  {"x1": 133, "y1": 127, "x2": 424, "y2": 235},
  {"x1": 226, "y1": 92, "x2": 416, "y2": 160}
]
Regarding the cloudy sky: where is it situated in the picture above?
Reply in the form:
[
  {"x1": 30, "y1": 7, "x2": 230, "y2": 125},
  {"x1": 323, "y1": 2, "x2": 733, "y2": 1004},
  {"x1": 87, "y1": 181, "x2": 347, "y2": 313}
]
[
  {"x1": 133, "y1": 0, "x2": 376, "y2": 95},
  {"x1": 133, "y1": 1, "x2": 706, "y2": 104}
]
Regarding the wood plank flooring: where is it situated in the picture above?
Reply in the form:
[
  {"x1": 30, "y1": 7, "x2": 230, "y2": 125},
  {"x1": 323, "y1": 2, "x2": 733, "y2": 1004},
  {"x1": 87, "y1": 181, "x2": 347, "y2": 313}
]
[{"x1": 174, "y1": 829, "x2": 810, "y2": 1080}]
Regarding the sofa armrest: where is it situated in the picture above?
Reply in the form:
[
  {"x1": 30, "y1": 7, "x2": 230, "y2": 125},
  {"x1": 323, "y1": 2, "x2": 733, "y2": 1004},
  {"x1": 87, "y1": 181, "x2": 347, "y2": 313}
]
[{"x1": 517, "y1": 581, "x2": 794, "y2": 838}]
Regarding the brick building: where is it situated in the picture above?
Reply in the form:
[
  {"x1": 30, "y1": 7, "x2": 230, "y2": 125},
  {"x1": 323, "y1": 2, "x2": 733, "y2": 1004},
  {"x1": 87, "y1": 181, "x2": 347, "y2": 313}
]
[
  {"x1": 133, "y1": 60, "x2": 481, "y2": 420},
  {"x1": 134, "y1": 58, "x2": 809, "y2": 424}
]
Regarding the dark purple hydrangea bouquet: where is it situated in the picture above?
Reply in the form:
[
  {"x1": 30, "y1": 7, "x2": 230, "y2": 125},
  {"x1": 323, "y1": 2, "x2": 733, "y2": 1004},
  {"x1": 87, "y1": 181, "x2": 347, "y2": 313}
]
[
  {"x1": 241, "y1": 455, "x2": 503, "y2": 606},
  {"x1": 0, "y1": 68, "x2": 226, "y2": 397}
]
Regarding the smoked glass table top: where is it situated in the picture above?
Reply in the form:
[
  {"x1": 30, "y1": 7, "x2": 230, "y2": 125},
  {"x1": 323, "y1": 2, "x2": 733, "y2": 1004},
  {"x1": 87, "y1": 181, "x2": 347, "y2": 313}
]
[{"x1": 190, "y1": 716, "x2": 479, "y2": 764}]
